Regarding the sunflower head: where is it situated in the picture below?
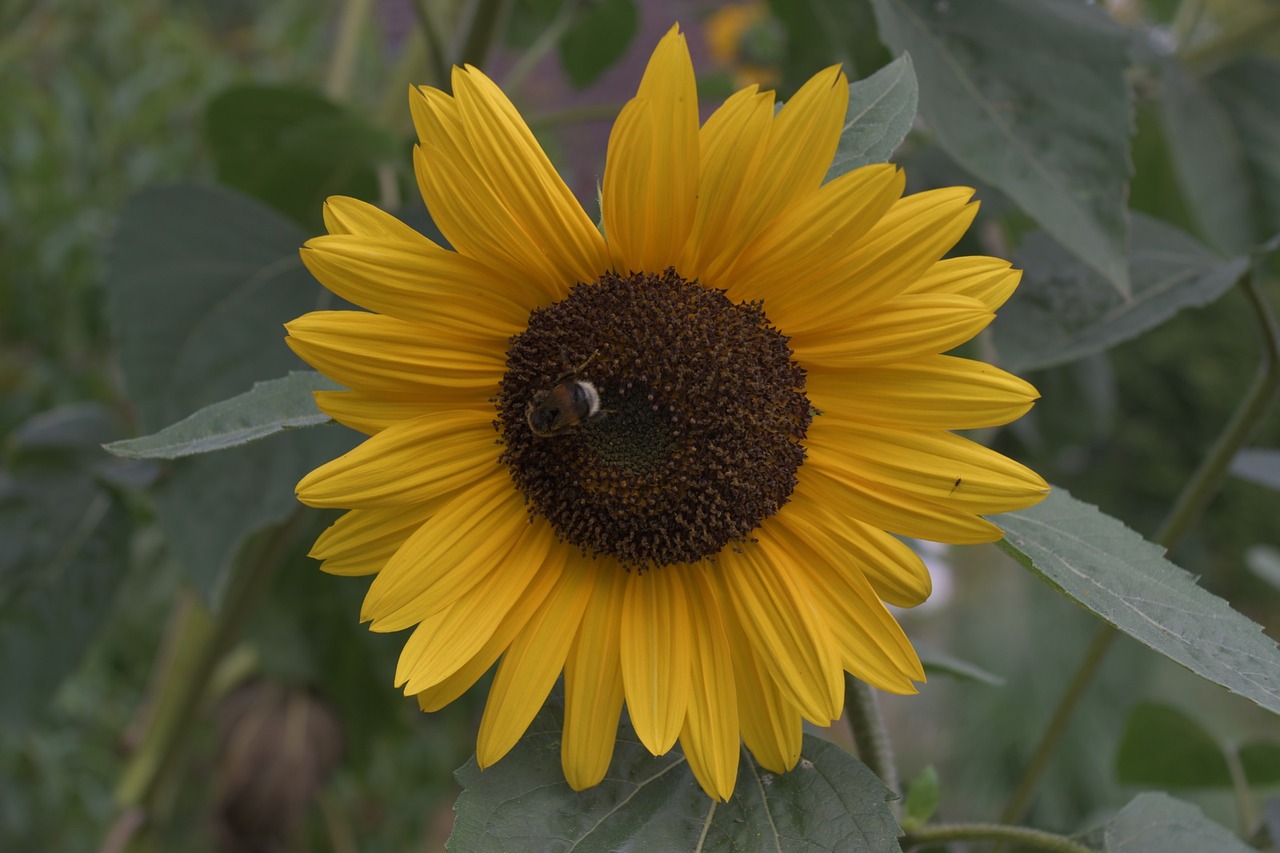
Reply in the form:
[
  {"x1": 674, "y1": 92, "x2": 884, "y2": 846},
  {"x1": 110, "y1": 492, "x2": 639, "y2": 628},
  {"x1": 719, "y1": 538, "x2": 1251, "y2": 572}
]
[{"x1": 286, "y1": 24, "x2": 1047, "y2": 801}]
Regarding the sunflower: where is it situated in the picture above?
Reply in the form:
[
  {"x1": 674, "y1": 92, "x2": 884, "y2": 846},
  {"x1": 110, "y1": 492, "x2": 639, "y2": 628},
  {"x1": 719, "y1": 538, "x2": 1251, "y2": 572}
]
[{"x1": 285, "y1": 25, "x2": 1048, "y2": 801}]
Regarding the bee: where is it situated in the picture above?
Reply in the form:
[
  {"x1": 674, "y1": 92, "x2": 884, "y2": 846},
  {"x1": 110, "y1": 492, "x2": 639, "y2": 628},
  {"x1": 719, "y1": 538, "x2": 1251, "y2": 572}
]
[{"x1": 525, "y1": 367, "x2": 603, "y2": 437}]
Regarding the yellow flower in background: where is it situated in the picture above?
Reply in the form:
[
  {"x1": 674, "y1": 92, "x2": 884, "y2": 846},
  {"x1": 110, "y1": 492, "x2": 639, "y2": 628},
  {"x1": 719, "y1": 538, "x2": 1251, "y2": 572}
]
[
  {"x1": 705, "y1": 1, "x2": 780, "y2": 89},
  {"x1": 285, "y1": 25, "x2": 1047, "y2": 800}
]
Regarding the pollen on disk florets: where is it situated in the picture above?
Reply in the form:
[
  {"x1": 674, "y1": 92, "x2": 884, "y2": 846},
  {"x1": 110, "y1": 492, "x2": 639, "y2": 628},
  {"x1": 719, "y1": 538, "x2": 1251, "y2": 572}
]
[{"x1": 496, "y1": 268, "x2": 811, "y2": 568}]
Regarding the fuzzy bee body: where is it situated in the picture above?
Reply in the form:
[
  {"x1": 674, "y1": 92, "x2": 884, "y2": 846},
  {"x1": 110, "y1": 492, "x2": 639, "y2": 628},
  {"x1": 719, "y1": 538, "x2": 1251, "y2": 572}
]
[{"x1": 525, "y1": 378, "x2": 602, "y2": 437}]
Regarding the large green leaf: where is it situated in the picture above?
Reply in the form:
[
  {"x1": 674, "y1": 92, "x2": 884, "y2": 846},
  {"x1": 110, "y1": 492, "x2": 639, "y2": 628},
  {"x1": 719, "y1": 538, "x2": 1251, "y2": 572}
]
[
  {"x1": 1105, "y1": 793, "x2": 1253, "y2": 852},
  {"x1": 995, "y1": 215, "x2": 1248, "y2": 374},
  {"x1": 204, "y1": 84, "x2": 395, "y2": 229},
  {"x1": 1158, "y1": 60, "x2": 1256, "y2": 255},
  {"x1": 1115, "y1": 702, "x2": 1233, "y2": 788},
  {"x1": 826, "y1": 54, "x2": 917, "y2": 180},
  {"x1": 449, "y1": 695, "x2": 901, "y2": 852},
  {"x1": 994, "y1": 488, "x2": 1280, "y2": 716},
  {"x1": 104, "y1": 372, "x2": 340, "y2": 460},
  {"x1": 559, "y1": 0, "x2": 637, "y2": 89},
  {"x1": 871, "y1": 0, "x2": 1133, "y2": 293},
  {"x1": 103, "y1": 185, "x2": 355, "y2": 601},
  {"x1": 0, "y1": 405, "x2": 133, "y2": 731},
  {"x1": 1210, "y1": 59, "x2": 1280, "y2": 241}
]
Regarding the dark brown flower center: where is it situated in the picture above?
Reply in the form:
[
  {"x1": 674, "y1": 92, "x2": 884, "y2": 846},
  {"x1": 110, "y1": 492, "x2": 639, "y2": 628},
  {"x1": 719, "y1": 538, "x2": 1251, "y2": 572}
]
[{"x1": 496, "y1": 269, "x2": 811, "y2": 568}]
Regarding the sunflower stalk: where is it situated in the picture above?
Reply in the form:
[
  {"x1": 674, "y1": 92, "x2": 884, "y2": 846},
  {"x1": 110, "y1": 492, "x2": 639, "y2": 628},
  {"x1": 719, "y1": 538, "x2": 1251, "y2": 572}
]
[
  {"x1": 109, "y1": 512, "x2": 310, "y2": 842},
  {"x1": 902, "y1": 822, "x2": 1096, "y2": 853},
  {"x1": 999, "y1": 270, "x2": 1280, "y2": 827},
  {"x1": 844, "y1": 674, "x2": 900, "y2": 803},
  {"x1": 324, "y1": 0, "x2": 374, "y2": 103}
]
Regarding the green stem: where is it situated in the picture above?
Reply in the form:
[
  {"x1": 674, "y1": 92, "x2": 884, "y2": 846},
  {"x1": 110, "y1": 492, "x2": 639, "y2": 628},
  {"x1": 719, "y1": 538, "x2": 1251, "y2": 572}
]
[
  {"x1": 999, "y1": 272, "x2": 1280, "y2": 826},
  {"x1": 408, "y1": 0, "x2": 450, "y2": 90},
  {"x1": 452, "y1": 0, "x2": 510, "y2": 71},
  {"x1": 325, "y1": 0, "x2": 374, "y2": 102},
  {"x1": 844, "y1": 674, "x2": 899, "y2": 800},
  {"x1": 998, "y1": 624, "x2": 1117, "y2": 826},
  {"x1": 500, "y1": 0, "x2": 587, "y2": 92},
  {"x1": 112, "y1": 512, "x2": 311, "y2": 833},
  {"x1": 903, "y1": 822, "x2": 1096, "y2": 853},
  {"x1": 1224, "y1": 744, "x2": 1258, "y2": 836}
]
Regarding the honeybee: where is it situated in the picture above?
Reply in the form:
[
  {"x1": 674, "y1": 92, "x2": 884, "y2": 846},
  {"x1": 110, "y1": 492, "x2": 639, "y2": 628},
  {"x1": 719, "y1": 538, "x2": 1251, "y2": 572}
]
[{"x1": 525, "y1": 370, "x2": 603, "y2": 437}]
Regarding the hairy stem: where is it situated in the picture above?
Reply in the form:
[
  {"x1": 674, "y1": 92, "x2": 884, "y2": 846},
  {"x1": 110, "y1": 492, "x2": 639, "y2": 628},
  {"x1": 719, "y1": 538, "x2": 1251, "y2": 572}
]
[
  {"x1": 904, "y1": 822, "x2": 1096, "y2": 853},
  {"x1": 845, "y1": 674, "x2": 900, "y2": 801}
]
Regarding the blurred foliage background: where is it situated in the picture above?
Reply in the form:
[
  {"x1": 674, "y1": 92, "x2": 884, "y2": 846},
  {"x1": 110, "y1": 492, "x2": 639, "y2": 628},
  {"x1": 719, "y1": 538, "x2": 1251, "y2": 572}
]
[{"x1": 2, "y1": 0, "x2": 1279, "y2": 850}]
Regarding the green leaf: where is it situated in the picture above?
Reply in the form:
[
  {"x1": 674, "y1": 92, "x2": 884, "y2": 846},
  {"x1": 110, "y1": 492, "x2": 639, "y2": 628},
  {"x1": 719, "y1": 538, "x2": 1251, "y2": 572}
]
[
  {"x1": 1244, "y1": 545, "x2": 1280, "y2": 593},
  {"x1": 1232, "y1": 447, "x2": 1280, "y2": 491},
  {"x1": 901, "y1": 766, "x2": 939, "y2": 828},
  {"x1": 1105, "y1": 792, "x2": 1253, "y2": 852},
  {"x1": 1115, "y1": 702, "x2": 1233, "y2": 788},
  {"x1": 1210, "y1": 59, "x2": 1280, "y2": 241},
  {"x1": 204, "y1": 84, "x2": 395, "y2": 228},
  {"x1": 917, "y1": 647, "x2": 1004, "y2": 686},
  {"x1": 826, "y1": 54, "x2": 917, "y2": 180},
  {"x1": 1158, "y1": 60, "x2": 1256, "y2": 255},
  {"x1": 449, "y1": 694, "x2": 902, "y2": 852},
  {"x1": 870, "y1": 0, "x2": 1133, "y2": 293},
  {"x1": 103, "y1": 372, "x2": 340, "y2": 460},
  {"x1": 103, "y1": 184, "x2": 356, "y2": 601},
  {"x1": 769, "y1": 0, "x2": 890, "y2": 91},
  {"x1": 0, "y1": 405, "x2": 132, "y2": 731},
  {"x1": 995, "y1": 214, "x2": 1249, "y2": 374},
  {"x1": 1240, "y1": 742, "x2": 1280, "y2": 787},
  {"x1": 559, "y1": 0, "x2": 638, "y2": 89},
  {"x1": 994, "y1": 488, "x2": 1280, "y2": 717}
]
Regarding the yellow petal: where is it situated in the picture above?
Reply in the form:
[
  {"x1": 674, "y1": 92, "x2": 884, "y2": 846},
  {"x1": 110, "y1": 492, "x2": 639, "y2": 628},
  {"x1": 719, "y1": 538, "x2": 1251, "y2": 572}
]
[
  {"x1": 809, "y1": 418, "x2": 1050, "y2": 515},
  {"x1": 803, "y1": 460, "x2": 1004, "y2": 544},
  {"x1": 395, "y1": 521, "x2": 553, "y2": 693},
  {"x1": 562, "y1": 565, "x2": 627, "y2": 790},
  {"x1": 714, "y1": 547, "x2": 843, "y2": 723},
  {"x1": 763, "y1": 519, "x2": 924, "y2": 691},
  {"x1": 619, "y1": 567, "x2": 692, "y2": 755},
  {"x1": 322, "y1": 195, "x2": 429, "y2": 241},
  {"x1": 903, "y1": 255, "x2": 1023, "y2": 311},
  {"x1": 300, "y1": 234, "x2": 529, "y2": 339},
  {"x1": 680, "y1": 85, "x2": 774, "y2": 279},
  {"x1": 602, "y1": 25, "x2": 699, "y2": 272},
  {"x1": 794, "y1": 294, "x2": 994, "y2": 369},
  {"x1": 725, "y1": 163, "x2": 904, "y2": 305},
  {"x1": 285, "y1": 311, "x2": 503, "y2": 399},
  {"x1": 409, "y1": 86, "x2": 573, "y2": 304},
  {"x1": 720, "y1": 593, "x2": 803, "y2": 773},
  {"x1": 779, "y1": 187, "x2": 979, "y2": 336},
  {"x1": 700, "y1": 65, "x2": 849, "y2": 286},
  {"x1": 295, "y1": 410, "x2": 499, "y2": 508},
  {"x1": 310, "y1": 504, "x2": 437, "y2": 576},
  {"x1": 414, "y1": 542, "x2": 570, "y2": 711},
  {"x1": 805, "y1": 354, "x2": 1040, "y2": 431},
  {"x1": 678, "y1": 568, "x2": 740, "y2": 801},
  {"x1": 313, "y1": 389, "x2": 490, "y2": 436},
  {"x1": 476, "y1": 558, "x2": 596, "y2": 767},
  {"x1": 451, "y1": 67, "x2": 610, "y2": 286},
  {"x1": 360, "y1": 474, "x2": 528, "y2": 630}
]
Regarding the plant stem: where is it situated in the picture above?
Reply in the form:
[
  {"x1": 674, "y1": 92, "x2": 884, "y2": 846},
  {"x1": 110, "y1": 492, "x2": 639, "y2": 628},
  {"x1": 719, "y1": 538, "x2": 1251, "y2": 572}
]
[
  {"x1": 408, "y1": 0, "x2": 450, "y2": 90},
  {"x1": 903, "y1": 822, "x2": 1096, "y2": 853},
  {"x1": 111, "y1": 512, "x2": 311, "y2": 839},
  {"x1": 325, "y1": 0, "x2": 373, "y2": 102},
  {"x1": 998, "y1": 624, "x2": 1117, "y2": 825},
  {"x1": 999, "y1": 272, "x2": 1280, "y2": 825},
  {"x1": 452, "y1": 0, "x2": 510, "y2": 70},
  {"x1": 500, "y1": 0, "x2": 587, "y2": 92},
  {"x1": 845, "y1": 674, "x2": 899, "y2": 801}
]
